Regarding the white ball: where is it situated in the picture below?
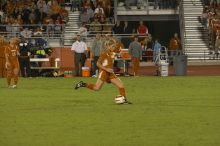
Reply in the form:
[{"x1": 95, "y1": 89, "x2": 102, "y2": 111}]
[{"x1": 115, "y1": 95, "x2": 125, "y2": 104}]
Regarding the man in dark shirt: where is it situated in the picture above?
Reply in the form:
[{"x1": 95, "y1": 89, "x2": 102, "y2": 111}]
[{"x1": 19, "y1": 38, "x2": 31, "y2": 77}]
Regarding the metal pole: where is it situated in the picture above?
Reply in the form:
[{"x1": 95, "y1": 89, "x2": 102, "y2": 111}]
[
  {"x1": 114, "y1": 0, "x2": 117, "y2": 23},
  {"x1": 146, "y1": 0, "x2": 149, "y2": 14}
]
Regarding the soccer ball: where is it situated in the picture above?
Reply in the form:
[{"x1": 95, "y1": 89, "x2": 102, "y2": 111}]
[{"x1": 115, "y1": 95, "x2": 125, "y2": 104}]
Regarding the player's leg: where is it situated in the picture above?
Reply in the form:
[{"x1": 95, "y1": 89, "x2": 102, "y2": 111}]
[
  {"x1": 6, "y1": 66, "x2": 13, "y2": 88},
  {"x1": 111, "y1": 77, "x2": 132, "y2": 104},
  {"x1": 75, "y1": 70, "x2": 107, "y2": 90},
  {"x1": 74, "y1": 53, "x2": 80, "y2": 76},
  {"x1": 75, "y1": 78, "x2": 104, "y2": 90},
  {"x1": 133, "y1": 57, "x2": 140, "y2": 76},
  {"x1": 0, "y1": 59, "x2": 3, "y2": 77},
  {"x1": 12, "y1": 67, "x2": 19, "y2": 88},
  {"x1": 110, "y1": 77, "x2": 126, "y2": 97},
  {"x1": 87, "y1": 78, "x2": 104, "y2": 91}
]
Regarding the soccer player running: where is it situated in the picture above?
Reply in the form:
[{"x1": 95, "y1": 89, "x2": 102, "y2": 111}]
[
  {"x1": 5, "y1": 38, "x2": 20, "y2": 88},
  {"x1": 75, "y1": 38, "x2": 132, "y2": 104}
]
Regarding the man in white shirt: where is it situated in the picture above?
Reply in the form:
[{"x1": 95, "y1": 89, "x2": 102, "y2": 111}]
[{"x1": 71, "y1": 34, "x2": 88, "y2": 76}]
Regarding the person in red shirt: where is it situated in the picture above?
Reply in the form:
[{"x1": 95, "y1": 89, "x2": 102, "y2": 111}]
[
  {"x1": 75, "y1": 38, "x2": 132, "y2": 104},
  {"x1": 137, "y1": 21, "x2": 148, "y2": 36},
  {"x1": 5, "y1": 37, "x2": 20, "y2": 88}
]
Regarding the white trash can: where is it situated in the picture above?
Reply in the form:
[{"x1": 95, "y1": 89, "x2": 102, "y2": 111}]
[{"x1": 159, "y1": 62, "x2": 169, "y2": 77}]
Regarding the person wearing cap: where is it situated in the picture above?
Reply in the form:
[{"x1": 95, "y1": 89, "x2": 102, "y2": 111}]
[{"x1": 71, "y1": 34, "x2": 88, "y2": 76}]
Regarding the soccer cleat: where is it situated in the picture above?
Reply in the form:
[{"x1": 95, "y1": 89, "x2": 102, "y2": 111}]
[
  {"x1": 12, "y1": 85, "x2": 17, "y2": 88},
  {"x1": 123, "y1": 98, "x2": 132, "y2": 104},
  {"x1": 123, "y1": 101, "x2": 132, "y2": 104},
  {"x1": 8, "y1": 85, "x2": 17, "y2": 89},
  {"x1": 75, "y1": 81, "x2": 86, "y2": 90}
]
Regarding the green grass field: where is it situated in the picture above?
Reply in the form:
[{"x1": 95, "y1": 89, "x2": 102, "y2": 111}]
[{"x1": 0, "y1": 76, "x2": 220, "y2": 146}]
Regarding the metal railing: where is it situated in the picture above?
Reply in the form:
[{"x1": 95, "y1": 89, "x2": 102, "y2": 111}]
[
  {"x1": 1, "y1": 23, "x2": 219, "y2": 61},
  {"x1": 114, "y1": 0, "x2": 179, "y2": 13},
  {"x1": 0, "y1": 24, "x2": 65, "y2": 40},
  {"x1": 179, "y1": 0, "x2": 186, "y2": 53}
]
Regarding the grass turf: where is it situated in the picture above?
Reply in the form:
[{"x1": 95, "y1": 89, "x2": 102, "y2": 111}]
[{"x1": 0, "y1": 76, "x2": 220, "y2": 146}]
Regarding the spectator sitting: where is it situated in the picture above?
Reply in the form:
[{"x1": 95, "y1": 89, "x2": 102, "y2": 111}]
[
  {"x1": 102, "y1": 18, "x2": 112, "y2": 33},
  {"x1": 94, "y1": 4, "x2": 105, "y2": 21},
  {"x1": 54, "y1": 19, "x2": 62, "y2": 36},
  {"x1": 122, "y1": 21, "x2": 133, "y2": 34},
  {"x1": 89, "y1": 18, "x2": 102, "y2": 35},
  {"x1": 105, "y1": 4, "x2": 114, "y2": 23},
  {"x1": 83, "y1": 0, "x2": 94, "y2": 10},
  {"x1": 6, "y1": 17, "x2": 13, "y2": 38},
  {"x1": 29, "y1": 9, "x2": 36, "y2": 27},
  {"x1": 70, "y1": 0, "x2": 80, "y2": 12},
  {"x1": 20, "y1": 27, "x2": 32, "y2": 40},
  {"x1": 17, "y1": 14, "x2": 23, "y2": 25},
  {"x1": 22, "y1": 5, "x2": 31, "y2": 24},
  {"x1": 78, "y1": 22, "x2": 88, "y2": 40},
  {"x1": 80, "y1": 9, "x2": 90, "y2": 24},
  {"x1": 33, "y1": 27, "x2": 43, "y2": 36},
  {"x1": 137, "y1": 0, "x2": 143, "y2": 9},
  {"x1": 112, "y1": 20, "x2": 123, "y2": 35},
  {"x1": 121, "y1": 21, "x2": 133, "y2": 48},
  {"x1": 137, "y1": 21, "x2": 148, "y2": 37},
  {"x1": 37, "y1": 0, "x2": 48, "y2": 22},
  {"x1": 49, "y1": 0, "x2": 61, "y2": 19},
  {"x1": 35, "y1": 36, "x2": 47, "y2": 48},
  {"x1": 11, "y1": 19, "x2": 21, "y2": 37},
  {"x1": 87, "y1": 5, "x2": 94, "y2": 22},
  {"x1": 47, "y1": 18, "x2": 55, "y2": 37},
  {"x1": 12, "y1": 7, "x2": 20, "y2": 19}
]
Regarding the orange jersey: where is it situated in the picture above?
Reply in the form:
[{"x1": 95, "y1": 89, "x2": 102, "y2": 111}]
[
  {"x1": 0, "y1": 44, "x2": 6, "y2": 58},
  {"x1": 97, "y1": 48, "x2": 115, "y2": 69},
  {"x1": 169, "y1": 38, "x2": 181, "y2": 50},
  {"x1": 5, "y1": 44, "x2": 19, "y2": 63},
  {"x1": 97, "y1": 49, "x2": 118, "y2": 82}
]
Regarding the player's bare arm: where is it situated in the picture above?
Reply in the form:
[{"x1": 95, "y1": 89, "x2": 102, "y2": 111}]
[{"x1": 4, "y1": 50, "x2": 10, "y2": 68}]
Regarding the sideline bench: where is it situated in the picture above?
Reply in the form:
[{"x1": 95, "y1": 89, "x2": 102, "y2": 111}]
[{"x1": 30, "y1": 58, "x2": 60, "y2": 70}]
